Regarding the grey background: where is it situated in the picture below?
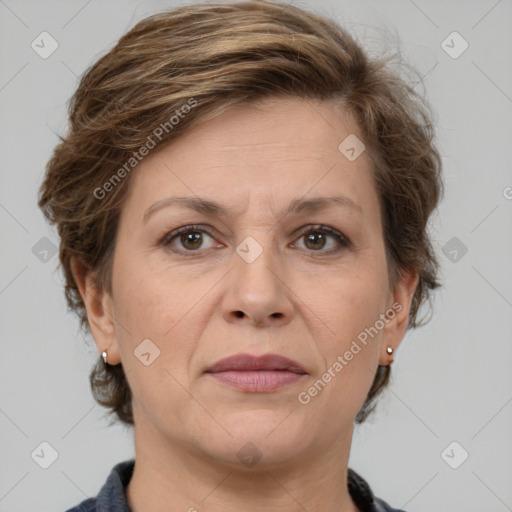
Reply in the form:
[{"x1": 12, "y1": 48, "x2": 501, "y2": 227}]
[{"x1": 1, "y1": 0, "x2": 511, "y2": 511}]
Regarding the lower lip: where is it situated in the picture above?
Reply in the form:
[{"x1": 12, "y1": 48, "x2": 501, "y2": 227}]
[{"x1": 206, "y1": 370, "x2": 305, "y2": 392}]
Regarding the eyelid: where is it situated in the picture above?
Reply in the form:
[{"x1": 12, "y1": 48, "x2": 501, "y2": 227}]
[
  {"x1": 159, "y1": 223, "x2": 351, "y2": 253},
  {"x1": 292, "y1": 224, "x2": 351, "y2": 251},
  {"x1": 159, "y1": 224, "x2": 217, "y2": 247}
]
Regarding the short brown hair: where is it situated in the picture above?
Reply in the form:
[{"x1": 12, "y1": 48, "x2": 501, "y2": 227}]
[{"x1": 38, "y1": 0, "x2": 443, "y2": 426}]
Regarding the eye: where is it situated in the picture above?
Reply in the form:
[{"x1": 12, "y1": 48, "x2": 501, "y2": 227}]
[
  {"x1": 159, "y1": 224, "x2": 351, "y2": 255},
  {"x1": 161, "y1": 225, "x2": 219, "y2": 252},
  {"x1": 293, "y1": 225, "x2": 351, "y2": 253}
]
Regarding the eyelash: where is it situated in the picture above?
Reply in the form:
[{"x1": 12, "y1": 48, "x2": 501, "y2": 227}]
[{"x1": 159, "y1": 224, "x2": 351, "y2": 256}]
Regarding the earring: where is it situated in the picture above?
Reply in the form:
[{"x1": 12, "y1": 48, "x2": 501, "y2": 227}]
[
  {"x1": 102, "y1": 351, "x2": 108, "y2": 365},
  {"x1": 386, "y1": 345, "x2": 394, "y2": 365}
]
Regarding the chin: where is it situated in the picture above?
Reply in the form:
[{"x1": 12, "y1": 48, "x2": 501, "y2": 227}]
[
  {"x1": 220, "y1": 407, "x2": 297, "y2": 437},
  {"x1": 205, "y1": 437, "x2": 307, "y2": 472},
  {"x1": 205, "y1": 412, "x2": 310, "y2": 467}
]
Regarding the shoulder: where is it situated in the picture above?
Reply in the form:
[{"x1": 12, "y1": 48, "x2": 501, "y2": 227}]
[
  {"x1": 63, "y1": 459, "x2": 135, "y2": 512},
  {"x1": 374, "y1": 496, "x2": 408, "y2": 512},
  {"x1": 348, "y1": 467, "x2": 408, "y2": 512},
  {"x1": 64, "y1": 498, "x2": 96, "y2": 512}
]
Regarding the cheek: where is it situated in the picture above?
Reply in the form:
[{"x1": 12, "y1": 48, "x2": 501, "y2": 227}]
[
  {"x1": 298, "y1": 260, "x2": 388, "y2": 412},
  {"x1": 110, "y1": 258, "x2": 206, "y2": 427},
  {"x1": 297, "y1": 283, "x2": 385, "y2": 429},
  {"x1": 109, "y1": 252, "x2": 204, "y2": 385},
  {"x1": 310, "y1": 261, "x2": 389, "y2": 349},
  {"x1": 112, "y1": 247, "x2": 194, "y2": 334}
]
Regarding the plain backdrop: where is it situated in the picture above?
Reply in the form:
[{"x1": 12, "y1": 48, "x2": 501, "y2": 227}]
[{"x1": 1, "y1": 0, "x2": 511, "y2": 511}]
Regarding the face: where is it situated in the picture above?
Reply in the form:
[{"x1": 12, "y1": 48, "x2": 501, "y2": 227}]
[{"x1": 80, "y1": 97, "x2": 417, "y2": 470}]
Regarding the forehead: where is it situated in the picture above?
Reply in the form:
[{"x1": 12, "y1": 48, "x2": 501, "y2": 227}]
[{"x1": 122, "y1": 97, "x2": 378, "y2": 220}]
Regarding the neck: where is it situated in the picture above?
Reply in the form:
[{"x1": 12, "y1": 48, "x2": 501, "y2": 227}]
[{"x1": 126, "y1": 419, "x2": 360, "y2": 512}]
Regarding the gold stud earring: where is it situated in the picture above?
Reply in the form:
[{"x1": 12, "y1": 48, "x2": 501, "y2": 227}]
[{"x1": 386, "y1": 346, "x2": 395, "y2": 365}]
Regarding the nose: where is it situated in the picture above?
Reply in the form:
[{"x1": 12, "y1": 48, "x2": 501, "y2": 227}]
[{"x1": 221, "y1": 237, "x2": 294, "y2": 328}]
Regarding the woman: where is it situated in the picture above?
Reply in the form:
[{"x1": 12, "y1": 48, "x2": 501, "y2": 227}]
[{"x1": 39, "y1": 1, "x2": 443, "y2": 511}]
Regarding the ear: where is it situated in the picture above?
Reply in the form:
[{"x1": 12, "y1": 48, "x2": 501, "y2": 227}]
[
  {"x1": 378, "y1": 268, "x2": 419, "y2": 365},
  {"x1": 70, "y1": 257, "x2": 121, "y2": 365}
]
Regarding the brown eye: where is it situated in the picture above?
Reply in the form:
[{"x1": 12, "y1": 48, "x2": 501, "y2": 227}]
[
  {"x1": 162, "y1": 225, "x2": 218, "y2": 252},
  {"x1": 180, "y1": 231, "x2": 203, "y2": 250},
  {"x1": 303, "y1": 231, "x2": 327, "y2": 250},
  {"x1": 294, "y1": 226, "x2": 350, "y2": 253}
]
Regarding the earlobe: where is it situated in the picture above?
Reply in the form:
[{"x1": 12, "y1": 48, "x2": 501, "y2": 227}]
[{"x1": 70, "y1": 257, "x2": 120, "y2": 365}]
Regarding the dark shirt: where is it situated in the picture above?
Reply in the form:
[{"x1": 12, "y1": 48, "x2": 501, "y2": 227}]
[{"x1": 64, "y1": 459, "x2": 406, "y2": 512}]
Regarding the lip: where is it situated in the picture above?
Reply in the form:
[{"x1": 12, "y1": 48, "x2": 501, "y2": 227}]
[
  {"x1": 205, "y1": 353, "x2": 307, "y2": 374},
  {"x1": 204, "y1": 353, "x2": 307, "y2": 392}
]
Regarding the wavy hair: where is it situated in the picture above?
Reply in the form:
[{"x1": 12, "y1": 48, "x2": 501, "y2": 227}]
[{"x1": 38, "y1": 0, "x2": 443, "y2": 426}]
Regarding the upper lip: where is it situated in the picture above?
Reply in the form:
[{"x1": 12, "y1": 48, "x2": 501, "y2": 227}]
[{"x1": 205, "y1": 353, "x2": 307, "y2": 374}]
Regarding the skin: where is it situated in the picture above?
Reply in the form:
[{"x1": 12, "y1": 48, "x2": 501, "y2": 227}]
[{"x1": 73, "y1": 96, "x2": 418, "y2": 512}]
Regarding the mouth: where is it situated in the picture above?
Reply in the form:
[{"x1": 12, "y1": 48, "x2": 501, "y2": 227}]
[{"x1": 204, "y1": 353, "x2": 307, "y2": 392}]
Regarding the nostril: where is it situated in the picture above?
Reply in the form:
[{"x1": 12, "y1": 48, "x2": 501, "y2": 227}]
[{"x1": 234, "y1": 311, "x2": 245, "y2": 318}]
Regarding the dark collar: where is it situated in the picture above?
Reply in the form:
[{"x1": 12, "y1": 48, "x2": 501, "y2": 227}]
[{"x1": 348, "y1": 467, "x2": 378, "y2": 511}]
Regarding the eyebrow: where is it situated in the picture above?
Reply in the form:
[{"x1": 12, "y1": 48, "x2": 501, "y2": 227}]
[{"x1": 143, "y1": 195, "x2": 362, "y2": 224}]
